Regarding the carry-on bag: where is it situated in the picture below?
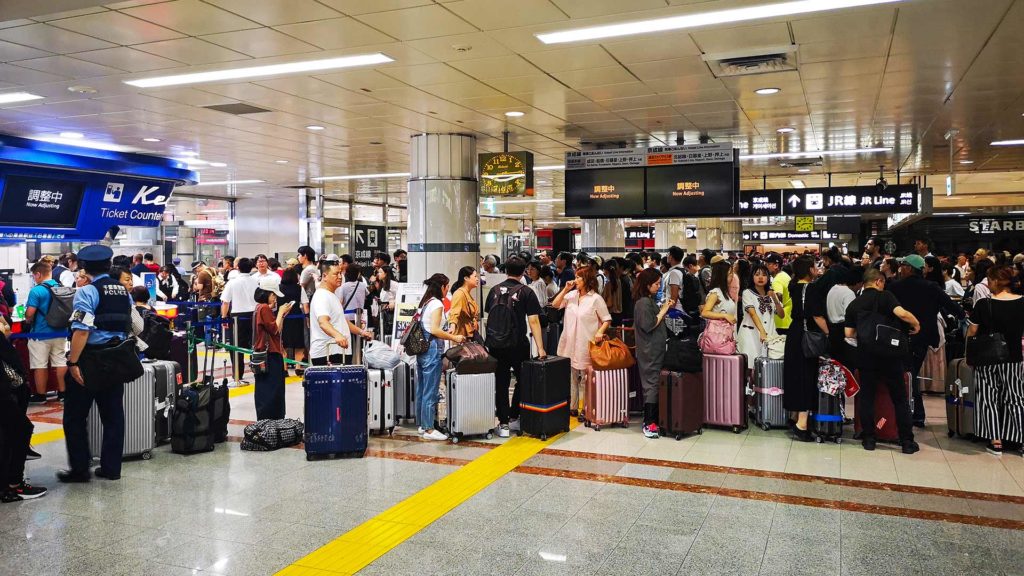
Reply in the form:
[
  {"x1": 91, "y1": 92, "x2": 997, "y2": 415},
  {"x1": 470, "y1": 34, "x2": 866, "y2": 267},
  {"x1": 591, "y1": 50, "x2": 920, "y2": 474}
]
[
  {"x1": 752, "y1": 351, "x2": 786, "y2": 431},
  {"x1": 519, "y1": 355, "x2": 570, "y2": 440},
  {"x1": 241, "y1": 419, "x2": 304, "y2": 451},
  {"x1": 664, "y1": 334, "x2": 702, "y2": 374},
  {"x1": 813, "y1": 391, "x2": 844, "y2": 444},
  {"x1": 171, "y1": 383, "x2": 215, "y2": 455},
  {"x1": 367, "y1": 368, "x2": 395, "y2": 436},
  {"x1": 169, "y1": 330, "x2": 196, "y2": 384},
  {"x1": 658, "y1": 370, "x2": 703, "y2": 440},
  {"x1": 583, "y1": 367, "x2": 630, "y2": 431},
  {"x1": 919, "y1": 345, "x2": 946, "y2": 394},
  {"x1": 303, "y1": 365, "x2": 368, "y2": 460},
  {"x1": 446, "y1": 369, "x2": 496, "y2": 442},
  {"x1": 853, "y1": 371, "x2": 911, "y2": 443},
  {"x1": 946, "y1": 358, "x2": 976, "y2": 439},
  {"x1": 393, "y1": 358, "x2": 416, "y2": 423},
  {"x1": 701, "y1": 353, "x2": 747, "y2": 433},
  {"x1": 89, "y1": 359, "x2": 175, "y2": 460},
  {"x1": 148, "y1": 359, "x2": 180, "y2": 444}
]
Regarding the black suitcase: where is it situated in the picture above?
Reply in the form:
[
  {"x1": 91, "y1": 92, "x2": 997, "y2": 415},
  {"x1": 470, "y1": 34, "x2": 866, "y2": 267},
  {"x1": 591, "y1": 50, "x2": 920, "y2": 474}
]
[
  {"x1": 171, "y1": 384, "x2": 216, "y2": 455},
  {"x1": 518, "y1": 355, "x2": 570, "y2": 440},
  {"x1": 812, "y1": 391, "x2": 843, "y2": 444}
]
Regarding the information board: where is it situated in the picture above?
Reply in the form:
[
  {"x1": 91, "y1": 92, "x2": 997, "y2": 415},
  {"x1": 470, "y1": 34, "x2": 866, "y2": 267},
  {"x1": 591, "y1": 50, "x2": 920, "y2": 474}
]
[
  {"x1": 743, "y1": 230, "x2": 841, "y2": 242},
  {"x1": 0, "y1": 175, "x2": 85, "y2": 228},
  {"x1": 564, "y1": 167, "x2": 645, "y2": 218},
  {"x1": 739, "y1": 185, "x2": 919, "y2": 217},
  {"x1": 645, "y1": 162, "x2": 737, "y2": 217},
  {"x1": 354, "y1": 224, "x2": 386, "y2": 277}
]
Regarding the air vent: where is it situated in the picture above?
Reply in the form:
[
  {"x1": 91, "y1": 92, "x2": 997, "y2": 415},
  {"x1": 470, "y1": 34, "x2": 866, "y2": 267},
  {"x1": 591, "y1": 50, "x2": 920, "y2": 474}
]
[
  {"x1": 779, "y1": 158, "x2": 822, "y2": 168},
  {"x1": 703, "y1": 46, "x2": 797, "y2": 78},
  {"x1": 202, "y1": 103, "x2": 271, "y2": 115}
]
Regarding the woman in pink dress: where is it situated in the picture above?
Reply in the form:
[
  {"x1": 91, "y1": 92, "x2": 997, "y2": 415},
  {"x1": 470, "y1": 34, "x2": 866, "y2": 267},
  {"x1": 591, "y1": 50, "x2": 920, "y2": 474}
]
[{"x1": 553, "y1": 265, "x2": 612, "y2": 420}]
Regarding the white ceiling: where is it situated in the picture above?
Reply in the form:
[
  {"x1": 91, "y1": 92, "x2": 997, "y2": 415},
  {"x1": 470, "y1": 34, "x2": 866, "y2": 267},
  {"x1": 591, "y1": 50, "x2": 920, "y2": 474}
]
[{"x1": 1, "y1": 0, "x2": 1024, "y2": 223}]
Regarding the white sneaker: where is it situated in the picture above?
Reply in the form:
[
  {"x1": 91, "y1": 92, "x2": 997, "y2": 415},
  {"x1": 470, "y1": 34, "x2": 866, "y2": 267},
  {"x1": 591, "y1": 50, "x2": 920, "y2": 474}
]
[
  {"x1": 497, "y1": 425, "x2": 510, "y2": 438},
  {"x1": 508, "y1": 418, "x2": 521, "y2": 432},
  {"x1": 417, "y1": 427, "x2": 426, "y2": 435},
  {"x1": 423, "y1": 429, "x2": 448, "y2": 441}
]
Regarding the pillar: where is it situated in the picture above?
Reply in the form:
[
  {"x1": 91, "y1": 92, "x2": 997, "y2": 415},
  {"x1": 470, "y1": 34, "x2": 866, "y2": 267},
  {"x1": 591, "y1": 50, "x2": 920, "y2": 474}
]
[
  {"x1": 722, "y1": 220, "x2": 743, "y2": 252},
  {"x1": 696, "y1": 217, "x2": 723, "y2": 253},
  {"x1": 407, "y1": 133, "x2": 479, "y2": 286},
  {"x1": 684, "y1": 219, "x2": 698, "y2": 255},
  {"x1": 655, "y1": 221, "x2": 687, "y2": 254},
  {"x1": 581, "y1": 218, "x2": 625, "y2": 261}
]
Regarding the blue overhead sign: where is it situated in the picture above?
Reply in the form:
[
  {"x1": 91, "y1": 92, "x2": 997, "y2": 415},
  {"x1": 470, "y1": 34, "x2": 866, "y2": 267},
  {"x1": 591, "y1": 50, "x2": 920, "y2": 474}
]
[{"x1": 0, "y1": 134, "x2": 195, "y2": 240}]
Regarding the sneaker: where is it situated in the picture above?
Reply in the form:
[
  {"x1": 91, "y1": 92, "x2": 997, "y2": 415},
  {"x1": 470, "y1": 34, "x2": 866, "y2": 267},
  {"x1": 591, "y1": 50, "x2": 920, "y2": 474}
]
[
  {"x1": 508, "y1": 418, "x2": 521, "y2": 432},
  {"x1": 986, "y1": 442, "x2": 1003, "y2": 456},
  {"x1": 57, "y1": 392, "x2": 65, "y2": 402},
  {"x1": 1, "y1": 490, "x2": 21, "y2": 503},
  {"x1": 902, "y1": 441, "x2": 921, "y2": 455},
  {"x1": 643, "y1": 424, "x2": 659, "y2": 439},
  {"x1": 25, "y1": 447, "x2": 41, "y2": 461},
  {"x1": 11, "y1": 481, "x2": 46, "y2": 500},
  {"x1": 423, "y1": 429, "x2": 448, "y2": 441},
  {"x1": 28, "y1": 394, "x2": 47, "y2": 405},
  {"x1": 497, "y1": 425, "x2": 510, "y2": 438},
  {"x1": 417, "y1": 427, "x2": 426, "y2": 435},
  {"x1": 862, "y1": 438, "x2": 877, "y2": 451}
]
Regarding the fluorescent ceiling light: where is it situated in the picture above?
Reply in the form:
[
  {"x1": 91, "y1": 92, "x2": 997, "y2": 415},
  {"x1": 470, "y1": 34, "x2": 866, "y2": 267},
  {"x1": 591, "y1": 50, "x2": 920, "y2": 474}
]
[
  {"x1": 312, "y1": 172, "x2": 410, "y2": 181},
  {"x1": 143, "y1": 137, "x2": 161, "y2": 142},
  {"x1": 306, "y1": 125, "x2": 325, "y2": 131},
  {"x1": 797, "y1": 168, "x2": 811, "y2": 173},
  {"x1": 741, "y1": 147, "x2": 890, "y2": 160},
  {"x1": 937, "y1": 212, "x2": 970, "y2": 216},
  {"x1": 125, "y1": 53, "x2": 394, "y2": 88},
  {"x1": 209, "y1": 162, "x2": 228, "y2": 167},
  {"x1": 179, "y1": 151, "x2": 198, "y2": 157},
  {"x1": 535, "y1": 165, "x2": 565, "y2": 171},
  {"x1": 487, "y1": 198, "x2": 565, "y2": 205},
  {"x1": 776, "y1": 127, "x2": 796, "y2": 134},
  {"x1": 789, "y1": 179, "x2": 806, "y2": 188},
  {"x1": 959, "y1": 160, "x2": 974, "y2": 164},
  {"x1": 275, "y1": 160, "x2": 289, "y2": 164},
  {"x1": 193, "y1": 179, "x2": 264, "y2": 186},
  {"x1": 59, "y1": 132, "x2": 84, "y2": 139},
  {"x1": 0, "y1": 92, "x2": 43, "y2": 104},
  {"x1": 537, "y1": 0, "x2": 905, "y2": 44},
  {"x1": 991, "y1": 139, "x2": 1024, "y2": 146},
  {"x1": 755, "y1": 87, "x2": 780, "y2": 95},
  {"x1": 505, "y1": 111, "x2": 525, "y2": 117},
  {"x1": 181, "y1": 158, "x2": 208, "y2": 166}
]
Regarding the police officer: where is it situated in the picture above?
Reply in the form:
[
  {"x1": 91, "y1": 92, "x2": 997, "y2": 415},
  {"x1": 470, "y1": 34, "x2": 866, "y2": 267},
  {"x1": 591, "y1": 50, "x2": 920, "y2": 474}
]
[{"x1": 58, "y1": 245, "x2": 131, "y2": 483}]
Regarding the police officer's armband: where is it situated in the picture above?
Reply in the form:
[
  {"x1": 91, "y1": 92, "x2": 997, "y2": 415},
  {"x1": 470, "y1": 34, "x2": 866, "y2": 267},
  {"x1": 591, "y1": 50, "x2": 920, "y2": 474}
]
[{"x1": 71, "y1": 310, "x2": 95, "y2": 327}]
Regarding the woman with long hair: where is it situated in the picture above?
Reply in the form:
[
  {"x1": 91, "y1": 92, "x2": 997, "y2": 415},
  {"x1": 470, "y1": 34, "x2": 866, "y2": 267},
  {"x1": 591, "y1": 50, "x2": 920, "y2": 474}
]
[
  {"x1": 924, "y1": 256, "x2": 944, "y2": 287},
  {"x1": 553, "y1": 265, "x2": 612, "y2": 420},
  {"x1": 737, "y1": 262, "x2": 785, "y2": 361},
  {"x1": 416, "y1": 273, "x2": 465, "y2": 441},
  {"x1": 966, "y1": 265, "x2": 1024, "y2": 455},
  {"x1": 783, "y1": 254, "x2": 820, "y2": 441},
  {"x1": 279, "y1": 266, "x2": 306, "y2": 375},
  {"x1": 601, "y1": 259, "x2": 623, "y2": 326},
  {"x1": 375, "y1": 266, "x2": 397, "y2": 336},
  {"x1": 252, "y1": 280, "x2": 294, "y2": 419},
  {"x1": 448, "y1": 266, "x2": 480, "y2": 341},
  {"x1": 701, "y1": 258, "x2": 737, "y2": 330},
  {"x1": 731, "y1": 258, "x2": 750, "y2": 302},
  {"x1": 633, "y1": 267, "x2": 675, "y2": 438}
]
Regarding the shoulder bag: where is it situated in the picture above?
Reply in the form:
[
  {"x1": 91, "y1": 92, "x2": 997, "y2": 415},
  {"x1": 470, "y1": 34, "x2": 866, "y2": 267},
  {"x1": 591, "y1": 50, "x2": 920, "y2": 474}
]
[
  {"x1": 80, "y1": 337, "x2": 145, "y2": 391},
  {"x1": 855, "y1": 293, "x2": 908, "y2": 359},
  {"x1": 589, "y1": 337, "x2": 635, "y2": 370},
  {"x1": 966, "y1": 299, "x2": 1010, "y2": 367},
  {"x1": 800, "y1": 283, "x2": 829, "y2": 359},
  {"x1": 444, "y1": 341, "x2": 497, "y2": 374},
  {"x1": 697, "y1": 291, "x2": 737, "y2": 355},
  {"x1": 400, "y1": 309, "x2": 430, "y2": 356},
  {"x1": 249, "y1": 305, "x2": 269, "y2": 375}
]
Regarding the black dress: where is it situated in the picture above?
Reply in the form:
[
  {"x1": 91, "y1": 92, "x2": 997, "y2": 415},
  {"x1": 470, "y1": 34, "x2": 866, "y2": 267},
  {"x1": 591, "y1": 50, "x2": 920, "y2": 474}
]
[
  {"x1": 279, "y1": 281, "x2": 305, "y2": 349},
  {"x1": 783, "y1": 282, "x2": 820, "y2": 412}
]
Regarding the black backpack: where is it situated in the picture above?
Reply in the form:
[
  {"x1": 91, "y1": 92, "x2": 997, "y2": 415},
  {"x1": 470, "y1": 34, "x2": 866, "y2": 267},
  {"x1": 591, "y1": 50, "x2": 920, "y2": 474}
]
[
  {"x1": 485, "y1": 284, "x2": 524, "y2": 351},
  {"x1": 855, "y1": 294, "x2": 908, "y2": 359},
  {"x1": 139, "y1": 309, "x2": 173, "y2": 360}
]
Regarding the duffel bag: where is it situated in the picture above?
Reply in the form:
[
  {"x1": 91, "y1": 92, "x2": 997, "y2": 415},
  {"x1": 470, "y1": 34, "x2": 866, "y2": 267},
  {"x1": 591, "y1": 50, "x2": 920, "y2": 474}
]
[
  {"x1": 364, "y1": 339, "x2": 401, "y2": 370},
  {"x1": 664, "y1": 335, "x2": 702, "y2": 374},
  {"x1": 241, "y1": 418, "x2": 305, "y2": 451},
  {"x1": 444, "y1": 341, "x2": 497, "y2": 375}
]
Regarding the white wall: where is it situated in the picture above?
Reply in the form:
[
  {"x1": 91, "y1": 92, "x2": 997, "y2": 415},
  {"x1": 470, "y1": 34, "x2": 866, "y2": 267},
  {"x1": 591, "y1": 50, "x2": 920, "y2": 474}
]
[{"x1": 235, "y1": 196, "x2": 302, "y2": 260}]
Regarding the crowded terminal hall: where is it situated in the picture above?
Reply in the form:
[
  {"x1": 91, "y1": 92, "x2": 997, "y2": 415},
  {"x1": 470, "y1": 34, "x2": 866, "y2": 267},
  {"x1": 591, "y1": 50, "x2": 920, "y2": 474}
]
[{"x1": 1, "y1": 1, "x2": 1023, "y2": 574}]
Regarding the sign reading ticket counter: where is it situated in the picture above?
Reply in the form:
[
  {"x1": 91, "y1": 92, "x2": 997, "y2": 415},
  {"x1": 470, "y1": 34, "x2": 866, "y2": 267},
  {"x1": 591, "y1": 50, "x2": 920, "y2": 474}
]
[{"x1": 0, "y1": 134, "x2": 196, "y2": 240}]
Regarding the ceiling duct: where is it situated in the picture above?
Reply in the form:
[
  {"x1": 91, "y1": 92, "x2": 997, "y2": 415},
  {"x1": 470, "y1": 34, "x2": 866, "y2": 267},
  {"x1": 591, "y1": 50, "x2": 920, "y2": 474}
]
[
  {"x1": 779, "y1": 158, "x2": 823, "y2": 168},
  {"x1": 202, "y1": 103, "x2": 272, "y2": 115},
  {"x1": 703, "y1": 45, "x2": 798, "y2": 78}
]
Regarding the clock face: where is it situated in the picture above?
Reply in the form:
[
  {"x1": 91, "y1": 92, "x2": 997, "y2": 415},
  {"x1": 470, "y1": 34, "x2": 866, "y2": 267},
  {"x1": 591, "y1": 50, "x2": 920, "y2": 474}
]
[{"x1": 479, "y1": 152, "x2": 533, "y2": 197}]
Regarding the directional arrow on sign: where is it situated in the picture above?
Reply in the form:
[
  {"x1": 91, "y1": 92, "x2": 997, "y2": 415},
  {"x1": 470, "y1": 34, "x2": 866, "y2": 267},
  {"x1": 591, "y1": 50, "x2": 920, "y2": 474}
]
[
  {"x1": 356, "y1": 230, "x2": 365, "y2": 244},
  {"x1": 788, "y1": 194, "x2": 801, "y2": 208}
]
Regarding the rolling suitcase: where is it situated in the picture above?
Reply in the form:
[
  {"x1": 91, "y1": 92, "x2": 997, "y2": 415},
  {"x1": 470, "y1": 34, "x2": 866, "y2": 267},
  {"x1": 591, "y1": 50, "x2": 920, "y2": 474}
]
[
  {"x1": 919, "y1": 345, "x2": 946, "y2": 394},
  {"x1": 171, "y1": 384, "x2": 215, "y2": 455},
  {"x1": 854, "y1": 371, "x2": 911, "y2": 443},
  {"x1": 519, "y1": 356, "x2": 570, "y2": 440},
  {"x1": 752, "y1": 354, "x2": 786, "y2": 430},
  {"x1": 393, "y1": 358, "x2": 416, "y2": 423},
  {"x1": 946, "y1": 358, "x2": 976, "y2": 438},
  {"x1": 583, "y1": 367, "x2": 630, "y2": 431},
  {"x1": 303, "y1": 365, "x2": 368, "y2": 460},
  {"x1": 813, "y1": 391, "x2": 843, "y2": 444},
  {"x1": 88, "y1": 360, "x2": 171, "y2": 460},
  {"x1": 169, "y1": 330, "x2": 196, "y2": 384},
  {"x1": 702, "y1": 353, "x2": 747, "y2": 433},
  {"x1": 147, "y1": 359, "x2": 181, "y2": 444},
  {"x1": 446, "y1": 369, "x2": 496, "y2": 442},
  {"x1": 658, "y1": 370, "x2": 703, "y2": 440},
  {"x1": 367, "y1": 368, "x2": 395, "y2": 436}
]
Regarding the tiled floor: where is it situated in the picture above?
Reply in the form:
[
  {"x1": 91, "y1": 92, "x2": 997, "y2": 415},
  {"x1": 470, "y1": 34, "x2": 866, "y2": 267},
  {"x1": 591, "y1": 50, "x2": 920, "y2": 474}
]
[{"x1": 7, "y1": 381, "x2": 1024, "y2": 575}]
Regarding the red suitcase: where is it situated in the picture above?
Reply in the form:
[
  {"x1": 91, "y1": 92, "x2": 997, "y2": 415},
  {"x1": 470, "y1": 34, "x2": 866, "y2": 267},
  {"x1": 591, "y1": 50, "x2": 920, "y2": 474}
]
[
  {"x1": 659, "y1": 370, "x2": 703, "y2": 440},
  {"x1": 12, "y1": 336, "x2": 62, "y2": 395},
  {"x1": 702, "y1": 353, "x2": 747, "y2": 433},
  {"x1": 854, "y1": 371, "x2": 911, "y2": 443},
  {"x1": 583, "y1": 367, "x2": 629, "y2": 431}
]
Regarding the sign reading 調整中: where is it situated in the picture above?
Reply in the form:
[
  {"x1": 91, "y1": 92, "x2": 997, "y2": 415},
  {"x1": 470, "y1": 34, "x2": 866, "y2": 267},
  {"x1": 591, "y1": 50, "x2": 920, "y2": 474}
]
[{"x1": 479, "y1": 151, "x2": 534, "y2": 197}]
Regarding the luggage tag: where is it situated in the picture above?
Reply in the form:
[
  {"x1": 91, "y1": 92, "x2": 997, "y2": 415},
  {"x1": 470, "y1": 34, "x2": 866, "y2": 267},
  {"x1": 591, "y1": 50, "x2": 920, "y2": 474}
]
[{"x1": 876, "y1": 417, "x2": 887, "y2": 430}]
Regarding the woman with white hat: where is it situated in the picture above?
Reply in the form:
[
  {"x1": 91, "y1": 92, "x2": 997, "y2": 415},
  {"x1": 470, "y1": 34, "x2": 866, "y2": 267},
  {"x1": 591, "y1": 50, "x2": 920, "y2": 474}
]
[{"x1": 252, "y1": 275, "x2": 294, "y2": 420}]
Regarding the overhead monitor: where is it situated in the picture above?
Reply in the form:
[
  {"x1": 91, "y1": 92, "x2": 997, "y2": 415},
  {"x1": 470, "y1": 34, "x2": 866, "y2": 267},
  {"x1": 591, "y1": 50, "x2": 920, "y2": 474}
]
[
  {"x1": 564, "y1": 167, "x2": 645, "y2": 218},
  {"x1": 827, "y1": 216, "x2": 860, "y2": 235},
  {"x1": 0, "y1": 174, "x2": 85, "y2": 229},
  {"x1": 644, "y1": 161, "x2": 737, "y2": 217}
]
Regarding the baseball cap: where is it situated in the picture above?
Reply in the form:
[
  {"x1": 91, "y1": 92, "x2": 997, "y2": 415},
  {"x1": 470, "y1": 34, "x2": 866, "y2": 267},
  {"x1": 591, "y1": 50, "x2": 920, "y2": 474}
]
[
  {"x1": 763, "y1": 252, "x2": 783, "y2": 266},
  {"x1": 322, "y1": 253, "x2": 340, "y2": 263},
  {"x1": 257, "y1": 274, "x2": 284, "y2": 297},
  {"x1": 898, "y1": 254, "x2": 925, "y2": 270}
]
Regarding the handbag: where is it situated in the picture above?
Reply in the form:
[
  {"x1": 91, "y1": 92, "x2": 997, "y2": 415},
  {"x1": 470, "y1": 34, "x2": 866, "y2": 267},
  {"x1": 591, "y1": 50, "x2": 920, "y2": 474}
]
[
  {"x1": 399, "y1": 311, "x2": 430, "y2": 356},
  {"x1": 589, "y1": 337, "x2": 635, "y2": 370},
  {"x1": 80, "y1": 337, "x2": 145, "y2": 391},
  {"x1": 966, "y1": 300, "x2": 1010, "y2": 367},
  {"x1": 249, "y1": 307, "x2": 269, "y2": 375},
  {"x1": 444, "y1": 341, "x2": 497, "y2": 374},
  {"x1": 664, "y1": 335, "x2": 702, "y2": 373},
  {"x1": 800, "y1": 284, "x2": 829, "y2": 359},
  {"x1": 697, "y1": 318, "x2": 736, "y2": 355},
  {"x1": 766, "y1": 335, "x2": 786, "y2": 360}
]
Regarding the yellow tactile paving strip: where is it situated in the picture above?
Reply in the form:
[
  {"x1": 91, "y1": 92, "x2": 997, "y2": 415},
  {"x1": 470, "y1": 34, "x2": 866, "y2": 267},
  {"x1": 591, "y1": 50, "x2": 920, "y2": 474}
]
[{"x1": 278, "y1": 423, "x2": 578, "y2": 576}]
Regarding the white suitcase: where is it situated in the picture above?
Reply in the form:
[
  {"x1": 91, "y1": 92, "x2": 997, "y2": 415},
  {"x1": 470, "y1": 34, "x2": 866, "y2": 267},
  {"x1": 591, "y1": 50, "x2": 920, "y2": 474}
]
[
  {"x1": 367, "y1": 368, "x2": 395, "y2": 435},
  {"x1": 445, "y1": 369, "x2": 496, "y2": 443},
  {"x1": 88, "y1": 360, "x2": 178, "y2": 460}
]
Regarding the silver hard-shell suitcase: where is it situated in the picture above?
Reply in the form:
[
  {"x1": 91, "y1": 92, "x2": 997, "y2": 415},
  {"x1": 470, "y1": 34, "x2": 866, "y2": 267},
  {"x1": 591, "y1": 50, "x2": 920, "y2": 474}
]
[
  {"x1": 752, "y1": 355, "x2": 786, "y2": 430},
  {"x1": 394, "y1": 358, "x2": 416, "y2": 423},
  {"x1": 947, "y1": 358, "x2": 976, "y2": 438},
  {"x1": 88, "y1": 360, "x2": 178, "y2": 460},
  {"x1": 368, "y1": 368, "x2": 395, "y2": 435},
  {"x1": 445, "y1": 369, "x2": 495, "y2": 443}
]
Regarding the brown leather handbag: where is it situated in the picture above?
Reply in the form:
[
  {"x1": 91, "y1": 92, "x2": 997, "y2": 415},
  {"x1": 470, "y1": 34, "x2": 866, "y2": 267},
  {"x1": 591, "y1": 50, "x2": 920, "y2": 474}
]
[{"x1": 589, "y1": 338, "x2": 635, "y2": 370}]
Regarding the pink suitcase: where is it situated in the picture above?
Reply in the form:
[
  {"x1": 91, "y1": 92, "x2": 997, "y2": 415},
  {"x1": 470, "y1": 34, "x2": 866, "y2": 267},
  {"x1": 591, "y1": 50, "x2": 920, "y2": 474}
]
[
  {"x1": 583, "y1": 367, "x2": 630, "y2": 431},
  {"x1": 702, "y1": 353, "x2": 748, "y2": 433}
]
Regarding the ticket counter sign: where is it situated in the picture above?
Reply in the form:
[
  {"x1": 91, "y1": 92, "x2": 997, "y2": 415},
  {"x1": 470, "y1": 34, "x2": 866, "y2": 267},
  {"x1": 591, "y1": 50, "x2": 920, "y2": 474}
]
[{"x1": 479, "y1": 152, "x2": 533, "y2": 197}]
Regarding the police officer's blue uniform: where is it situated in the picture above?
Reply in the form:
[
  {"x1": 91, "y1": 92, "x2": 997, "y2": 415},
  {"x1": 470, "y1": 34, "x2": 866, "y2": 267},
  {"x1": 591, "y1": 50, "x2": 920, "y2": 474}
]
[{"x1": 59, "y1": 245, "x2": 131, "y2": 482}]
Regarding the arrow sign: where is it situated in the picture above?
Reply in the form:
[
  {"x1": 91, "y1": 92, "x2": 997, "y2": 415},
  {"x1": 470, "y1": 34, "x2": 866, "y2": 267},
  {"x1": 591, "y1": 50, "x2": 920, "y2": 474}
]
[
  {"x1": 788, "y1": 194, "x2": 801, "y2": 207},
  {"x1": 356, "y1": 230, "x2": 365, "y2": 244}
]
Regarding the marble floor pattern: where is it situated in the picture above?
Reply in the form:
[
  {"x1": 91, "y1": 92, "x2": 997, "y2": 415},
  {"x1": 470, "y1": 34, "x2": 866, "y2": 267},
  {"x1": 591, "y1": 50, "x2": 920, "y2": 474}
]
[{"x1": 7, "y1": 383, "x2": 1024, "y2": 575}]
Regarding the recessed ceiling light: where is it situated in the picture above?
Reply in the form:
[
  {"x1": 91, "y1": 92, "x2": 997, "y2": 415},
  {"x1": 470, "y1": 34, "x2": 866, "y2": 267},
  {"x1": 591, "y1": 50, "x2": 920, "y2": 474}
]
[
  {"x1": 505, "y1": 111, "x2": 525, "y2": 117},
  {"x1": 797, "y1": 168, "x2": 811, "y2": 173},
  {"x1": 991, "y1": 139, "x2": 1024, "y2": 146},
  {"x1": 0, "y1": 92, "x2": 43, "y2": 104},
  {"x1": 535, "y1": 0, "x2": 906, "y2": 44},
  {"x1": 209, "y1": 162, "x2": 227, "y2": 167},
  {"x1": 755, "y1": 87, "x2": 780, "y2": 95},
  {"x1": 142, "y1": 137, "x2": 161, "y2": 142},
  {"x1": 741, "y1": 147, "x2": 891, "y2": 160},
  {"x1": 67, "y1": 85, "x2": 97, "y2": 94},
  {"x1": 275, "y1": 160, "x2": 289, "y2": 164},
  {"x1": 312, "y1": 172, "x2": 411, "y2": 181},
  {"x1": 306, "y1": 125, "x2": 325, "y2": 131},
  {"x1": 193, "y1": 179, "x2": 264, "y2": 186},
  {"x1": 959, "y1": 160, "x2": 974, "y2": 165},
  {"x1": 789, "y1": 180, "x2": 806, "y2": 188},
  {"x1": 124, "y1": 53, "x2": 394, "y2": 88},
  {"x1": 59, "y1": 132, "x2": 84, "y2": 139},
  {"x1": 180, "y1": 151, "x2": 199, "y2": 157},
  {"x1": 776, "y1": 127, "x2": 796, "y2": 134}
]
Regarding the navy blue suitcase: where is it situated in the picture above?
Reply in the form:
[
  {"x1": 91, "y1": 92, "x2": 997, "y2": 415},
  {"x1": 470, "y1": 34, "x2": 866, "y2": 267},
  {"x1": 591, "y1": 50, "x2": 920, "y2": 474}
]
[{"x1": 303, "y1": 365, "x2": 369, "y2": 460}]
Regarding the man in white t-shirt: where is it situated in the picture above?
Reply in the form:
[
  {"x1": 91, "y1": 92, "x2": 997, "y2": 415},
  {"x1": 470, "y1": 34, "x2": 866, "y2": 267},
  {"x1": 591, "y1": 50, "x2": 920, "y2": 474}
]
[
  {"x1": 309, "y1": 263, "x2": 372, "y2": 365},
  {"x1": 220, "y1": 257, "x2": 259, "y2": 386},
  {"x1": 251, "y1": 254, "x2": 276, "y2": 282}
]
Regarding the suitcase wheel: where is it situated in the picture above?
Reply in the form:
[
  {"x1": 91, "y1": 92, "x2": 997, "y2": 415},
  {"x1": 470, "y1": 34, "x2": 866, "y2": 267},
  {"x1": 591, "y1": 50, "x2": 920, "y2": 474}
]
[
  {"x1": 731, "y1": 426, "x2": 741, "y2": 434},
  {"x1": 485, "y1": 432, "x2": 493, "y2": 440},
  {"x1": 540, "y1": 434, "x2": 548, "y2": 441},
  {"x1": 306, "y1": 454, "x2": 314, "y2": 462},
  {"x1": 697, "y1": 428, "x2": 703, "y2": 435},
  {"x1": 674, "y1": 434, "x2": 682, "y2": 441},
  {"x1": 947, "y1": 429, "x2": 955, "y2": 438},
  {"x1": 593, "y1": 425, "x2": 601, "y2": 432},
  {"x1": 815, "y1": 435, "x2": 824, "y2": 444},
  {"x1": 835, "y1": 437, "x2": 843, "y2": 445},
  {"x1": 451, "y1": 435, "x2": 460, "y2": 444},
  {"x1": 142, "y1": 451, "x2": 152, "y2": 460},
  {"x1": 761, "y1": 423, "x2": 771, "y2": 432}
]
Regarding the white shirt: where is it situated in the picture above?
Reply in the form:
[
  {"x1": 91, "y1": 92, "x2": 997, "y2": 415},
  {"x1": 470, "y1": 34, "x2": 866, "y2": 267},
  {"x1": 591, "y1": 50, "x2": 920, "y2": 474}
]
[
  {"x1": 310, "y1": 287, "x2": 351, "y2": 358},
  {"x1": 300, "y1": 265, "x2": 319, "y2": 305},
  {"x1": 945, "y1": 278, "x2": 965, "y2": 298},
  {"x1": 420, "y1": 298, "x2": 446, "y2": 336},
  {"x1": 826, "y1": 284, "x2": 856, "y2": 325},
  {"x1": 227, "y1": 269, "x2": 239, "y2": 281},
  {"x1": 221, "y1": 274, "x2": 258, "y2": 313},
  {"x1": 58, "y1": 269, "x2": 76, "y2": 288},
  {"x1": 666, "y1": 266, "x2": 686, "y2": 313},
  {"x1": 251, "y1": 270, "x2": 275, "y2": 283},
  {"x1": 336, "y1": 280, "x2": 367, "y2": 321}
]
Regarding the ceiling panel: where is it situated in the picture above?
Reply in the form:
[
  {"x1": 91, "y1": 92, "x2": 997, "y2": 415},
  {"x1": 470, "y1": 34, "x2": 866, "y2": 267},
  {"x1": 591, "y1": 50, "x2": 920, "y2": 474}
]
[
  {"x1": 71, "y1": 46, "x2": 184, "y2": 72},
  {"x1": 318, "y1": 0, "x2": 433, "y2": 16},
  {"x1": 273, "y1": 18, "x2": 395, "y2": 50},
  {"x1": 0, "y1": 40, "x2": 53, "y2": 62},
  {"x1": 355, "y1": 5, "x2": 476, "y2": 41},
  {"x1": 0, "y1": 23, "x2": 115, "y2": 53},
  {"x1": 49, "y1": 11, "x2": 185, "y2": 45},
  {"x1": 131, "y1": 37, "x2": 252, "y2": 64},
  {"x1": 122, "y1": 0, "x2": 261, "y2": 35},
  {"x1": 200, "y1": 28, "x2": 321, "y2": 58},
  {"x1": 204, "y1": 0, "x2": 343, "y2": 26}
]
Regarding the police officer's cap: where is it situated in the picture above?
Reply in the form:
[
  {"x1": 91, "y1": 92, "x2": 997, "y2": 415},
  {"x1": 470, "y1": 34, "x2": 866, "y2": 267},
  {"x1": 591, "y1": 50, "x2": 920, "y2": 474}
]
[{"x1": 78, "y1": 244, "x2": 113, "y2": 263}]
